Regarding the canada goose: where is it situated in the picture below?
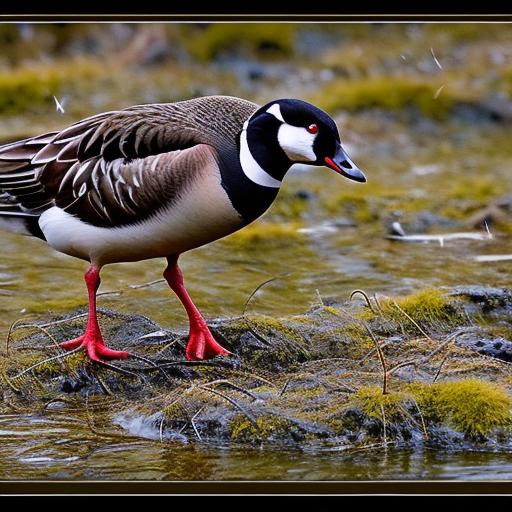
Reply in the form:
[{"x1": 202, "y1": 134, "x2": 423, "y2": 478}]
[{"x1": 0, "y1": 95, "x2": 366, "y2": 362}]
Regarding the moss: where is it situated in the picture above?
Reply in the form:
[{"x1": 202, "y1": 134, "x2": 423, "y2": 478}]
[
  {"x1": 223, "y1": 221, "x2": 304, "y2": 250},
  {"x1": 351, "y1": 379, "x2": 512, "y2": 439},
  {"x1": 322, "y1": 183, "x2": 428, "y2": 224},
  {"x1": 267, "y1": 188, "x2": 311, "y2": 221},
  {"x1": 409, "y1": 379, "x2": 512, "y2": 438},
  {"x1": 444, "y1": 176, "x2": 500, "y2": 208},
  {"x1": 230, "y1": 414, "x2": 295, "y2": 442},
  {"x1": 244, "y1": 314, "x2": 307, "y2": 347},
  {"x1": 0, "y1": 59, "x2": 103, "y2": 115},
  {"x1": 182, "y1": 24, "x2": 296, "y2": 61},
  {"x1": 425, "y1": 23, "x2": 507, "y2": 43},
  {"x1": 351, "y1": 386, "x2": 408, "y2": 423},
  {"x1": 34, "y1": 351, "x2": 86, "y2": 376},
  {"x1": 311, "y1": 77, "x2": 461, "y2": 119},
  {"x1": 377, "y1": 288, "x2": 461, "y2": 325}
]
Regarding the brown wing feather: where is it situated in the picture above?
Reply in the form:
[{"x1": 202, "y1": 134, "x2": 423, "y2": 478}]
[
  {"x1": 0, "y1": 96, "x2": 259, "y2": 225},
  {"x1": 58, "y1": 145, "x2": 217, "y2": 227}
]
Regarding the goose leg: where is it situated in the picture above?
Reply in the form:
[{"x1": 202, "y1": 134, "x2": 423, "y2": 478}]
[
  {"x1": 164, "y1": 255, "x2": 231, "y2": 361},
  {"x1": 60, "y1": 266, "x2": 129, "y2": 362}
]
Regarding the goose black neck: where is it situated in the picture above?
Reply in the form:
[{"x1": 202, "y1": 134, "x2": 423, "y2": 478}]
[{"x1": 246, "y1": 114, "x2": 291, "y2": 182}]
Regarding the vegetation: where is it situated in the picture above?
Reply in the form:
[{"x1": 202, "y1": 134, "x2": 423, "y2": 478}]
[{"x1": 311, "y1": 77, "x2": 461, "y2": 119}]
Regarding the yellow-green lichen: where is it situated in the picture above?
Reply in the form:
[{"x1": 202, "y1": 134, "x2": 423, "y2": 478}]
[
  {"x1": 182, "y1": 24, "x2": 296, "y2": 61},
  {"x1": 351, "y1": 386, "x2": 409, "y2": 423},
  {"x1": 223, "y1": 222, "x2": 304, "y2": 250},
  {"x1": 376, "y1": 288, "x2": 461, "y2": 325},
  {"x1": 0, "y1": 59, "x2": 104, "y2": 115},
  {"x1": 409, "y1": 379, "x2": 512, "y2": 437},
  {"x1": 311, "y1": 77, "x2": 462, "y2": 119},
  {"x1": 230, "y1": 414, "x2": 294, "y2": 442}
]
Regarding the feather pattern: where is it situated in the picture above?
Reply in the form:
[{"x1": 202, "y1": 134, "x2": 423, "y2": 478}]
[{"x1": 0, "y1": 96, "x2": 258, "y2": 228}]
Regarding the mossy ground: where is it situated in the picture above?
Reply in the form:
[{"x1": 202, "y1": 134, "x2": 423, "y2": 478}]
[{"x1": 2, "y1": 287, "x2": 512, "y2": 450}]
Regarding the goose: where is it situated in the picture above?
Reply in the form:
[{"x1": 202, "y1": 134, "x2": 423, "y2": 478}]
[{"x1": 0, "y1": 96, "x2": 366, "y2": 362}]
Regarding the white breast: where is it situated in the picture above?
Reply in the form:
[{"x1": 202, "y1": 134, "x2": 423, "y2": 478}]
[{"x1": 39, "y1": 171, "x2": 243, "y2": 267}]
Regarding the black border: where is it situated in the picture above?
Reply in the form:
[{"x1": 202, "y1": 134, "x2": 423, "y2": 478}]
[
  {"x1": 1, "y1": 481, "x2": 512, "y2": 494},
  {"x1": 1, "y1": 8, "x2": 512, "y2": 496}
]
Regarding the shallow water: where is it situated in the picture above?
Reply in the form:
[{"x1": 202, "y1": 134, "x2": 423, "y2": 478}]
[
  {"x1": 1, "y1": 117, "x2": 512, "y2": 481},
  {"x1": 1, "y1": 409, "x2": 512, "y2": 481}
]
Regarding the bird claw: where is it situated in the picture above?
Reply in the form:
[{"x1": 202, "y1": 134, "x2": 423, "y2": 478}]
[
  {"x1": 185, "y1": 327, "x2": 231, "y2": 361},
  {"x1": 60, "y1": 334, "x2": 129, "y2": 362}
]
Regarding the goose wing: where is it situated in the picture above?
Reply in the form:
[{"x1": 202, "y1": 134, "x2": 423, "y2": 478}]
[{"x1": 0, "y1": 97, "x2": 258, "y2": 227}]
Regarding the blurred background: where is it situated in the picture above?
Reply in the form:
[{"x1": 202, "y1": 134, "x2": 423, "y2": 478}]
[{"x1": 0, "y1": 22, "x2": 511, "y2": 334}]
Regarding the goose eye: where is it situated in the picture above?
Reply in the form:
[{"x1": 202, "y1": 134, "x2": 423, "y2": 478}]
[{"x1": 306, "y1": 123, "x2": 318, "y2": 134}]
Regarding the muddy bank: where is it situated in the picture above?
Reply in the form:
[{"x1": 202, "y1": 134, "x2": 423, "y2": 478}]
[{"x1": 1, "y1": 286, "x2": 511, "y2": 452}]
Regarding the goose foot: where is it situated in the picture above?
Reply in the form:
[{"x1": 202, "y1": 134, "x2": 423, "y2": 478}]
[{"x1": 60, "y1": 334, "x2": 130, "y2": 362}]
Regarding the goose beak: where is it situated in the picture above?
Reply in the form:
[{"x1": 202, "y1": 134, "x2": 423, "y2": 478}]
[{"x1": 324, "y1": 143, "x2": 366, "y2": 183}]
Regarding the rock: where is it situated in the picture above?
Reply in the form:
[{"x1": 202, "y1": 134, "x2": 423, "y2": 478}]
[{"x1": 2, "y1": 287, "x2": 512, "y2": 451}]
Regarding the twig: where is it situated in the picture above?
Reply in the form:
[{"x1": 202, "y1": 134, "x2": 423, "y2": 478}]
[
  {"x1": 380, "y1": 404, "x2": 387, "y2": 444},
  {"x1": 94, "y1": 372, "x2": 113, "y2": 396},
  {"x1": 242, "y1": 274, "x2": 289, "y2": 317},
  {"x1": 410, "y1": 398, "x2": 429, "y2": 440},
  {"x1": 190, "y1": 406, "x2": 205, "y2": 442},
  {"x1": 159, "y1": 415, "x2": 165, "y2": 443},
  {"x1": 432, "y1": 354, "x2": 449, "y2": 383},
  {"x1": 10, "y1": 347, "x2": 82, "y2": 381},
  {"x1": 200, "y1": 386, "x2": 256, "y2": 424},
  {"x1": 278, "y1": 377, "x2": 292, "y2": 397},
  {"x1": 390, "y1": 299, "x2": 434, "y2": 341},
  {"x1": 361, "y1": 321, "x2": 388, "y2": 394},
  {"x1": 129, "y1": 278, "x2": 165, "y2": 289},
  {"x1": 350, "y1": 290, "x2": 376, "y2": 313},
  {"x1": 200, "y1": 379, "x2": 258, "y2": 401}
]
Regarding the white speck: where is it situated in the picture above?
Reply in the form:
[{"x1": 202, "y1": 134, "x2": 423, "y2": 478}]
[
  {"x1": 430, "y1": 47, "x2": 443, "y2": 70},
  {"x1": 400, "y1": 54, "x2": 407, "y2": 61},
  {"x1": 434, "y1": 84, "x2": 445, "y2": 99},
  {"x1": 138, "y1": 330, "x2": 169, "y2": 339},
  {"x1": 484, "y1": 220, "x2": 492, "y2": 238},
  {"x1": 53, "y1": 95, "x2": 66, "y2": 114},
  {"x1": 474, "y1": 254, "x2": 512, "y2": 263},
  {"x1": 20, "y1": 308, "x2": 26, "y2": 314},
  {"x1": 411, "y1": 164, "x2": 441, "y2": 176},
  {"x1": 391, "y1": 221, "x2": 406, "y2": 237}
]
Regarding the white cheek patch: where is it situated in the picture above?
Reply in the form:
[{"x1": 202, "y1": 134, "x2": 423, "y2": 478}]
[{"x1": 277, "y1": 124, "x2": 317, "y2": 162}]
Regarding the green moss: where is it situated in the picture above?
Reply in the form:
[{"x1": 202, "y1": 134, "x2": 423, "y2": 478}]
[
  {"x1": 0, "y1": 59, "x2": 103, "y2": 115},
  {"x1": 409, "y1": 379, "x2": 512, "y2": 437},
  {"x1": 322, "y1": 183, "x2": 428, "y2": 224},
  {"x1": 182, "y1": 24, "x2": 296, "y2": 61},
  {"x1": 351, "y1": 386, "x2": 408, "y2": 422},
  {"x1": 351, "y1": 379, "x2": 512, "y2": 438},
  {"x1": 425, "y1": 23, "x2": 507, "y2": 43},
  {"x1": 230, "y1": 414, "x2": 294, "y2": 442},
  {"x1": 245, "y1": 314, "x2": 307, "y2": 347},
  {"x1": 223, "y1": 222, "x2": 304, "y2": 250},
  {"x1": 267, "y1": 188, "x2": 311, "y2": 221},
  {"x1": 35, "y1": 351, "x2": 86, "y2": 376},
  {"x1": 378, "y1": 288, "x2": 461, "y2": 325},
  {"x1": 446, "y1": 176, "x2": 500, "y2": 204},
  {"x1": 311, "y1": 77, "x2": 460, "y2": 119}
]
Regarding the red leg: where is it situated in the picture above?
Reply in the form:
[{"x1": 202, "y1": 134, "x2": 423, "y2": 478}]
[
  {"x1": 164, "y1": 255, "x2": 231, "y2": 361},
  {"x1": 60, "y1": 266, "x2": 129, "y2": 362}
]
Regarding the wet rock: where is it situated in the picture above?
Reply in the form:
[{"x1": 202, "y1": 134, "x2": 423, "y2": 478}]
[
  {"x1": 2, "y1": 287, "x2": 512, "y2": 452},
  {"x1": 455, "y1": 333, "x2": 512, "y2": 363},
  {"x1": 451, "y1": 286, "x2": 512, "y2": 315}
]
